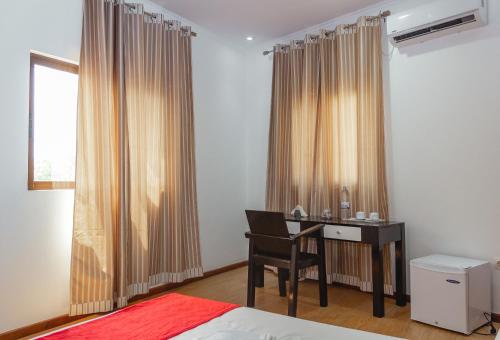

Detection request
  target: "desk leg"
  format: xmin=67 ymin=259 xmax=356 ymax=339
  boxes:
xmin=278 ymin=268 xmax=288 ymax=297
xmin=255 ymin=264 xmax=264 ymax=288
xmin=395 ymin=226 xmax=407 ymax=306
xmin=371 ymin=243 xmax=385 ymax=318
xmin=317 ymin=237 xmax=328 ymax=307
xmin=247 ymin=239 xmax=255 ymax=307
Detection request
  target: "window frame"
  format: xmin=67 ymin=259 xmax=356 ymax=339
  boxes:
xmin=28 ymin=53 xmax=79 ymax=191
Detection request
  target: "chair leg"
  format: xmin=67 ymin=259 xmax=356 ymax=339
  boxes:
xmin=288 ymin=243 xmax=299 ymax=317
xmin=255 ymin=264 xmax=264 ymax=288
xmin=317 ymin=237 xmax=328 ymax=307
xmin=278 ymin=268 xmax=288 ymax=297
xmin=247 ymin=240 xmax=256 ymax=307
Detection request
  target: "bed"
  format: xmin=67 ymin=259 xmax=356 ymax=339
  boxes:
xmin=35 ymin=293 xmax=403 ymax=339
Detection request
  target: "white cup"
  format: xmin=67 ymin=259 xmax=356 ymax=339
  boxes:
xmin=369 ymin=212 xmax=380 ymax=221
xmin=355 ymin=211 xmax=366 ymax=220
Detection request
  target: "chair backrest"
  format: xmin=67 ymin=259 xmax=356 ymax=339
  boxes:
xmin=245 ymin=210 xmax=291 ymax=258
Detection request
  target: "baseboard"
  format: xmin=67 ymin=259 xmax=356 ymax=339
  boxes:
xmin=0 ymin=314 xmax=88 ymax=340
xmin=129 ymin=260 xmax=247 ymax=303
xmin=0 ymin=260 xmax=247 ymax=340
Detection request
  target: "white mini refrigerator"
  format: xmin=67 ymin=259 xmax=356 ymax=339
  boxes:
xmin=410 ymin=254 xmax=491 ymax=334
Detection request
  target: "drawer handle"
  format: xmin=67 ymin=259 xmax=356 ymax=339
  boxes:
xmin=446 ymin=279 xmax=460 ymax=284
xmin=336 ymin=230 xmax=342 ymax=235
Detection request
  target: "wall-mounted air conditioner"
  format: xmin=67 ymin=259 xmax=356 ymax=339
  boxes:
xmin=387 ymin=0 xmax=488 ymax=47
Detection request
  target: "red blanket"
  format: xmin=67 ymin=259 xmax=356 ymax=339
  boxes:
xmin=41 ymin=293 xmax=239 ymax=339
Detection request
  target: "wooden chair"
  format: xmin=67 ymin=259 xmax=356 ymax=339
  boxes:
xmin=244 ymin=210 xmax=328 ymax=317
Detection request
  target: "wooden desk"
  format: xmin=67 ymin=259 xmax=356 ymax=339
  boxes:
xmin=255 ymin=215 xmax=406 ymax=318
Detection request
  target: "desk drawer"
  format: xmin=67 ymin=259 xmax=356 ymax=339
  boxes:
xmin=324 ymin=225 xmax=361 ymax=242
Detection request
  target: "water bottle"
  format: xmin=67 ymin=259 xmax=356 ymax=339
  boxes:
xmin=340 ymin=186 xmax=351 ymax=220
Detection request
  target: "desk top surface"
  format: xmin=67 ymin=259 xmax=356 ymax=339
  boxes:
xmin=284 ymin=214 xmax=403 ymax=229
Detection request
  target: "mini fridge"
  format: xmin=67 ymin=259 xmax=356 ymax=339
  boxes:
xmin=410 ymin=254 xmax=491 ymax=334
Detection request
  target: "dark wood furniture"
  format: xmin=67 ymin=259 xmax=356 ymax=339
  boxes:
xmin=245 ymin=210 xmax=328 ymax=317
xmin=253 ymin=214 xmax=406 ymax=318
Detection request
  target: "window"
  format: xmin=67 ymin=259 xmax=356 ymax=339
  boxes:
xmin=28 ymin=53 xmax=79 ymax=190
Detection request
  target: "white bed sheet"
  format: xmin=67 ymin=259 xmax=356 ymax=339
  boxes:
xmin=173 ymin=307 xmax=404 ymax=340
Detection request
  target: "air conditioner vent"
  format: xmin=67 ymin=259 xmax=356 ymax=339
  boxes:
xmin=393 ymin=14 xmax=477 ymax=44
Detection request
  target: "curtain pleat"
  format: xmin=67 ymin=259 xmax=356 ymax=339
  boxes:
xmin=266 ymin=17 xmax=393 ymax=294
xmin=70 ymin=0 xmax=202 ymax=315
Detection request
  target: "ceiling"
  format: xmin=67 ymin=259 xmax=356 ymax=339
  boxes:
xmin=151 ymin=0 xmax=383 ymax=45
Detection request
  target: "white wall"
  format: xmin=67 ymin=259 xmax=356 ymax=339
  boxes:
xmin=244 ymin=0 xmax=500 ymax=313
xmin=243 ymin=51 xmax=273 ymax=210
xmin=0 ymin=0 xmax=81 ymax=333
xmin=0 ymin=0 xmax=247 ymax=333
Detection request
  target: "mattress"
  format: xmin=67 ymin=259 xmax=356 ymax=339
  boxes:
xmin=174 ymin=307 xmax=401 ymax=340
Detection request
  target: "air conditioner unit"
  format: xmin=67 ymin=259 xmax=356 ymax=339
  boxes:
xmin=387 ymin=0 xmax=488 ymax=47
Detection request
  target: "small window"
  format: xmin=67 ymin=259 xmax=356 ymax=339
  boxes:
xmin=28 ymin=53 xmax=79 ymax=190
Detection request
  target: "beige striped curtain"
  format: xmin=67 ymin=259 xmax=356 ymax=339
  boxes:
xmin=70 ymin=0 xmax=202 ymax=316
xmin=266 ymin=16 xmax=393 ymax=294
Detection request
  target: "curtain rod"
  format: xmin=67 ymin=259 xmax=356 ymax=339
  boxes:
xmin=123 ymin=3 xmax=198 ymax=37
xmin=262 ymin=10 xmax=390 ymax=56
